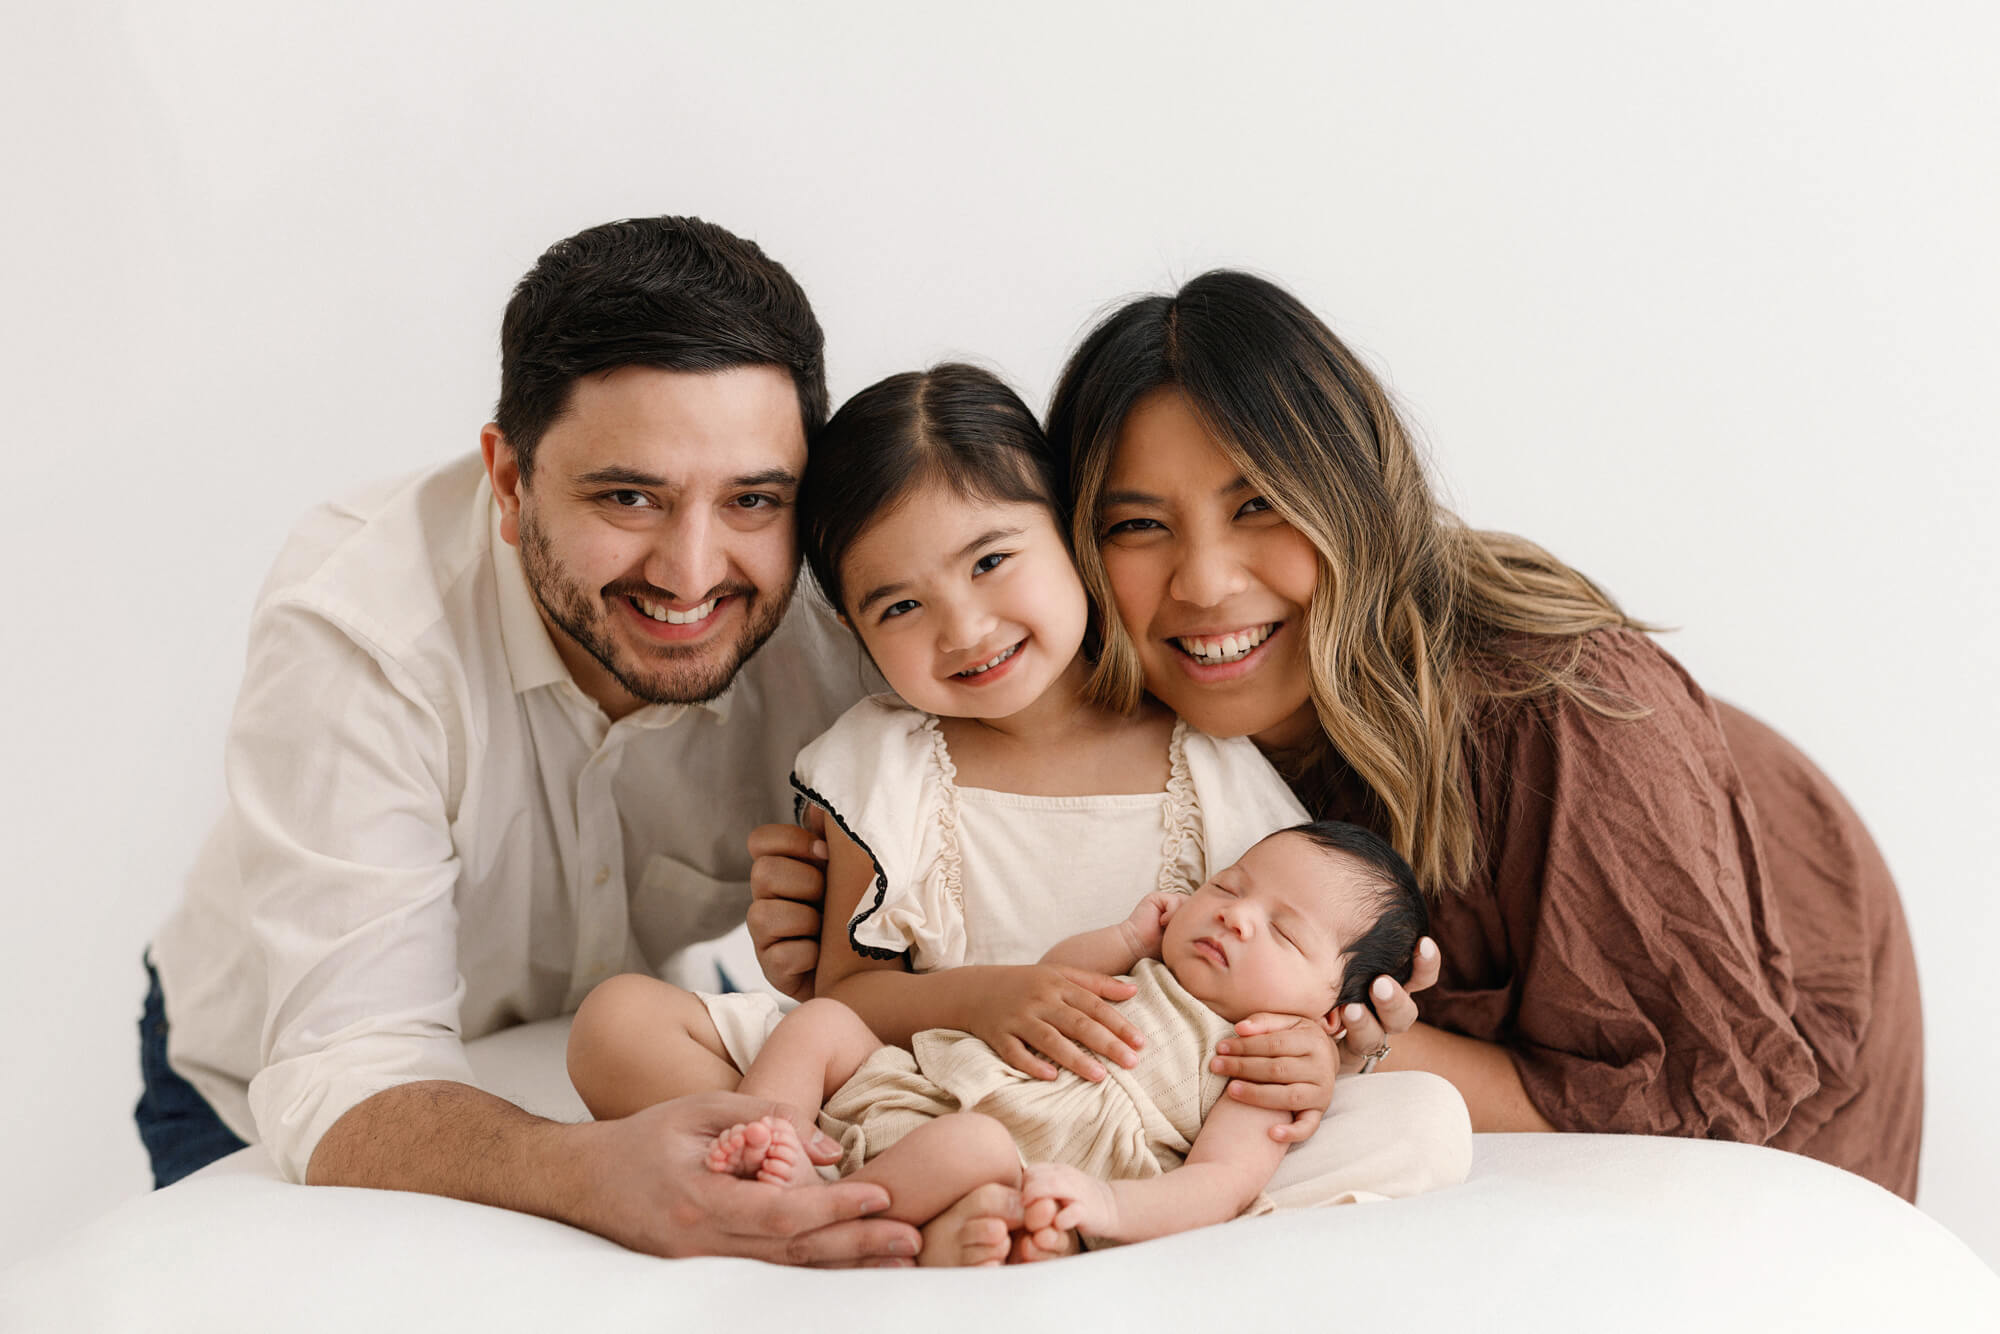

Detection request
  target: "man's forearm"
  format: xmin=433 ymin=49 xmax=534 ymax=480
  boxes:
xmin=306 ymin=1080 xmax=606 ymax=1227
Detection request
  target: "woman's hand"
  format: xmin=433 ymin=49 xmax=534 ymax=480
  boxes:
xmin=1210 ymin=1015 xmax=1337 ymax=1143
xmin=747 ymin=811 xmax=829 ymax=1003
xmin=1333 ymin=936 xmax=1441 ymax=1075
xmin=960 ymin=965 xmax=1143 ymax=1083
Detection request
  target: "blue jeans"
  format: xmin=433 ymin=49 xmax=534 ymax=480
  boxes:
xmin=136 ymin=954 xmax=247 ymax=1188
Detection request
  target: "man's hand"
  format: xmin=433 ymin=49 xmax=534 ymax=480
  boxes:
xmin=576 ymin=1091 xmax=920 ymax=1265
xmin=1210 ymin=1014 xmax=1337 ymax=1143
xmin=748 ymin=814 xmax=829 ymax=1003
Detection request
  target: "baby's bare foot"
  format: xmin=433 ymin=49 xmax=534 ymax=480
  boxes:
xmin=705 ymin=1116 xmax=815 ymax=1188
xmin=748 ymin=1116 xmax=813 ymax=1187
xmin=920 ymin=1181 xmax=1020 ymax=1267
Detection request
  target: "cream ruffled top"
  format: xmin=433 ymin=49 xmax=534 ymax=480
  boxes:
xmin=790 ymin=694 xmax=1312 ymax=972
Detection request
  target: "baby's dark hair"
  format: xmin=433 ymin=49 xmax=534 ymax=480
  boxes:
xmin=800 ymin=363 xmax=1066 ymax=614
xmin=1276 ymin=820 xmax=1430 ymax=1013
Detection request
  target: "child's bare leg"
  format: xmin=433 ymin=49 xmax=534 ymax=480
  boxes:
xmin=567 ymin=975 xmax=739 ymax=1120
xmin=731 ymin=997 xmax=886 ymax=1116
xmin=844 ymin=1113 xmax=1024 ymax=1267
xmin=702 ymin=999 xmax=888 ymax=1190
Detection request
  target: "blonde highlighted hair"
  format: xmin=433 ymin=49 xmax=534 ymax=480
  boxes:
xmin=1048 ymin=272 xmax=1646 ymax=894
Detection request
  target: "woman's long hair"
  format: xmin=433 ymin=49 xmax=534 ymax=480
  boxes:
xmin=1048 ymin=271 xmax=1646 ymax=894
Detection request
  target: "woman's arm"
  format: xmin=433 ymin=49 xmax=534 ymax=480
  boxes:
xmin=1374 ymin=1022 xmax=1554 ymax=1133
xmin=1021 ymin=1097 xmax=1289 ymax=1246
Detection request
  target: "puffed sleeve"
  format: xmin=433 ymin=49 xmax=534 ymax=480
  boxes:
xmin=790 ymin=695 xmax=968 ymax=971
xmin=1175 ymin=729 xmax=1314 ymax=888
xmin=1426 ymin=630 xmax=1821 ymax=1141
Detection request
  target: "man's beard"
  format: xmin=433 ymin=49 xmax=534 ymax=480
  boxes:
xmin=517 ymin=510 xmax=792 ymax=706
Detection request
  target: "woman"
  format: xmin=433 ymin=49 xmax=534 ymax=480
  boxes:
xmin=753 ymin=271 xmax=1922 ymax=1200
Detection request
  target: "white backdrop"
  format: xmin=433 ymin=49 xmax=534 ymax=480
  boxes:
xmin=3 ymin=0 xmax=1994 ymax=1271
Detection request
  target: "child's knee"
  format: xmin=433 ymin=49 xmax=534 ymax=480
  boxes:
xmin=932 ymin=1113 xmax=1021 ymax=1185
xmin=785 ymin=996 xmax=877 ymax=1048
xmin=568 ymin=974 xmax=696 ymax=1066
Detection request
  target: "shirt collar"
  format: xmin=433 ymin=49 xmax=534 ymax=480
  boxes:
xmin=489 ymin=498 xmax=739 ymax=724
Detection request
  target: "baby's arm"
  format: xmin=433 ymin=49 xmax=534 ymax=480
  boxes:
xmin=813 ymin=822 xmax=1147 ymax=1080
xmin=1038 ymin=891 xmax=1182 ymax=976
xmin=1022 ymin=1097 xmax=1289 ymax=1247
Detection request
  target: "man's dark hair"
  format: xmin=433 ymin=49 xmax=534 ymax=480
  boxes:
xmin=1280 ymin=820 xmax=1431 ymax=1012
xmin=800 ymin=363 xmax=1064 ymax=615
xmin=495 ymin=216 xmax=827 ymax=478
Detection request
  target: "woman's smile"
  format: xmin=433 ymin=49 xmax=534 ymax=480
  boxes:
xmin=1099 ymin=388 xmax=1320 ymax=741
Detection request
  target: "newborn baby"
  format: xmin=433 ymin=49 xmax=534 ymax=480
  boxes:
xmin=707 ymin=819 xmax=1434 ymax=1264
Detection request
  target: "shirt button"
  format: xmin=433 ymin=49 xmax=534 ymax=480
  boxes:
xmin=594 ymin=866 xmax=611 ymax=886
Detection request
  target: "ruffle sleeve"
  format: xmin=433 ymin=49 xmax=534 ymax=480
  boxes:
xmin=1173 ymin=727 xmax=1314 ymax=887
xmin=790 ymin=694 xmax=968 ymax=972
xmin=1435 ymin=629 xmax=1822 ymax=1142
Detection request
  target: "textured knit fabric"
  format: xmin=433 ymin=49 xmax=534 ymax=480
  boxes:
xmin=823 ymin=959 xmax=1272 ymax=1219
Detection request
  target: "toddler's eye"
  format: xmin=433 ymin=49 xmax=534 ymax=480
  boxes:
xmin=972 ymin=552 xmax=1009 ymax=575
xmin=881 ymin=599 xmax=920 ymax=620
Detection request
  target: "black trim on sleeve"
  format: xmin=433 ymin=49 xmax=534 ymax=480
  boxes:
xmin=789 ymin=773 xmax=908 ymax=963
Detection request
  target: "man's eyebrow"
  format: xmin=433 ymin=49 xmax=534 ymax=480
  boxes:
xmin=569 ymin=466 xmax=800 ymax=490
xmin=853 ymin=527 xmax=1023 ymax=615
xmin=1101 ymin=476 xmax=1253 ymax=508
xmin=729 ymin=468 xmax=800 ymax=490
xmin=574 ymin=465 xmax=668 ymax=489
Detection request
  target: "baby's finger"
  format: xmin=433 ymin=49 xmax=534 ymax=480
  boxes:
xmin=1272 ymin=1108 xmax=1323 ymax=1143
xmin=996 ymin=1035 xmax=1062 ymax=1083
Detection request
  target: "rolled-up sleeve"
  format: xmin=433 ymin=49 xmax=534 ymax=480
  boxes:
xmin=232 ymin=601 xmax=476 ymax=1182
xmin=1442 ymin=632 xmax=1821 ymax=1142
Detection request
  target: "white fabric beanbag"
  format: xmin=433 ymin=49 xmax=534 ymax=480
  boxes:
xmin=4 ymin=1017 xmax=1993 ymax=1333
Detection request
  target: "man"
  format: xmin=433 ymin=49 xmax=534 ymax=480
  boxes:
xmin=139 ymin=216 xmax=919 ymax=1264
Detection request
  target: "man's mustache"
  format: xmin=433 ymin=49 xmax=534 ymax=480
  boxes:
xmin=601 ymin=579 xmax=756 ymax=606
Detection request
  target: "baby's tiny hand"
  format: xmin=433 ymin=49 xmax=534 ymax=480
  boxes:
xmin=1022 ymin=1161 xmax=1119 ymax=1241
xmin=1120 ymin=892 xmax=1182 ymax=959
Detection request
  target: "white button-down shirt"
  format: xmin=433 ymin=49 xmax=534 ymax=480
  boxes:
xmin=150 ymin=453 xmax=870 ymax=1182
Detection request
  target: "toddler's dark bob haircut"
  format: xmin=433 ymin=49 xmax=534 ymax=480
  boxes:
xmin=800 ymin=363 xmax=1065 ymax=615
